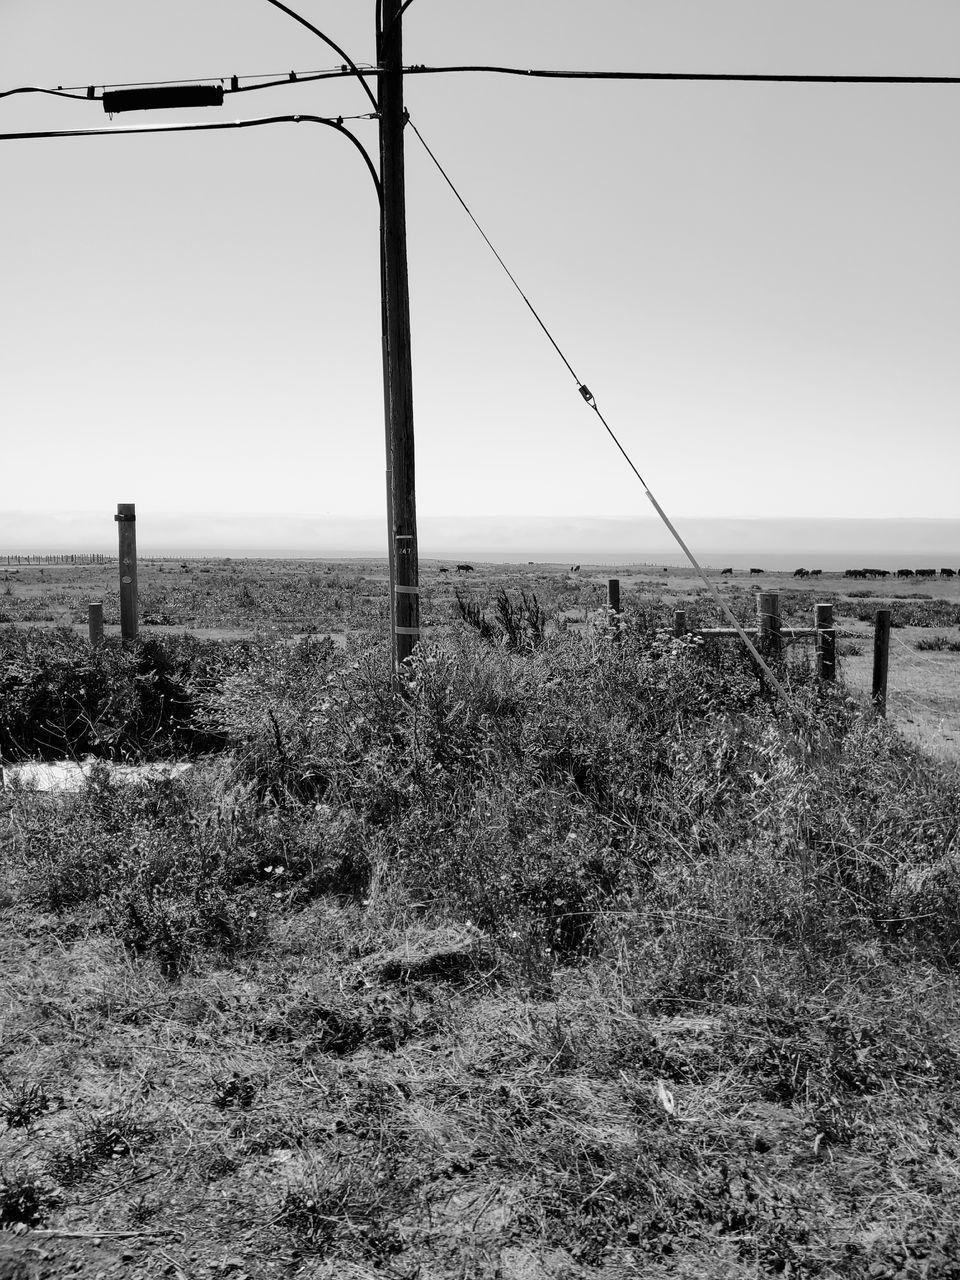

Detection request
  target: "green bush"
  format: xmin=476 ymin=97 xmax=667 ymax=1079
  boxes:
xmin=10 ymin=617 xmax=960 ymax=985
xmin=192 ymin=623 xmax=960 ymax=971
xmin=0 ymin=627 xmax=231 ymax=760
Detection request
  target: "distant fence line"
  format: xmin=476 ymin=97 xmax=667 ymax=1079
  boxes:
xmin=4 ymin=554 xmax=108 ymax=565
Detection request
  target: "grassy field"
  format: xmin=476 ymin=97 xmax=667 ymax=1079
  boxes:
xmin=1 ymin=560 xmax=959 ymax=1278
xmin=3 ymin=556 xmax=958 ymax=760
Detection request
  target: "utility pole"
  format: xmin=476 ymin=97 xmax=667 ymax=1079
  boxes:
xmin=378 ymin=0 xmax=420 ymax=668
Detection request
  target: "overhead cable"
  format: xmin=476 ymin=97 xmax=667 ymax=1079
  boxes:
xmin=402 ymin=65 xmax=960 ymax=85
xmin=0 ymin=114 xmax=382 ymax=199
xmin=259 ymin=0 xmax=378 ymax=112
xmin=4 ymin=63 xmax=958 ymax=107
xmin=407 ymin=114 xmax=792 ymax=705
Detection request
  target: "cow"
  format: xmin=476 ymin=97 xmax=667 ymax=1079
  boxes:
xmin=571 ymin=565 xmax=581 ymax=573
xmin=793 ymin=568 xmax=809 ymax=578
xmin=721 ymin=567 xmax=733 ymax=576
xmin=749 ymin=568 xmax=763 ymax=576
xmin=456 ymin=563 xmax=474 ymax=573
xmin=940 ymin=568 xmax=956 ymax=578
xmin=810 ymin=569 xmax=822 ymax=577
xmin=896 ymin=569 xmax=914 ymax=578
xmin=916 ymin=568 xmax=937 ymax=578
xmin=438 ymin=567 xmax=449 ymax=574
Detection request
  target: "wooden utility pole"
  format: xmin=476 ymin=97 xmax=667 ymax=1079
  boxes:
xmin=114 ymin=502 xmax=138 ymax=642
xmin=378 ymin=1 xmax=419 ymax=668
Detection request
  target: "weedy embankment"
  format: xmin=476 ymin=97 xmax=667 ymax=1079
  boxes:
xmin=1 ymin=615 xmax=958 ymax=1278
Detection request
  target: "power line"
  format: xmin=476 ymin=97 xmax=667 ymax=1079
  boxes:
xmin=403 ymin=65 xmax=960 ymax=86
xmin=0 ymin=67 xmax=369 ymax=105
xmin=0 ymin=114 xmax=383 ymax=197
xmin=3 ymin=63 xmax=959 ymax=107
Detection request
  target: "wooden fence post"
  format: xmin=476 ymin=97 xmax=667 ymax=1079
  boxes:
xmin=873 ymin=608 xmax=891 ymax=716
xmin=114 ymin=503 xmax=138 ymax=642
xmin=815 ymin=603 xmax=835 ymax=681
xmin=757 ymin=591 xmax=781 ymax=658
xmin=673 ymin=609 xmax=686 ymax=639
xmin=88 ymin=602 xmax=104 ymax=649
xmin=607 ymin=578 xmax=620 ymax=615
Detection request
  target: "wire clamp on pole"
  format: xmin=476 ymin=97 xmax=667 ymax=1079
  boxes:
xmin=578 ymin=384 xmax=596 ymax=407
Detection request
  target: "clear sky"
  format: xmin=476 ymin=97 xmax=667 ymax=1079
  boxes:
xmin=2 ymin=1 xmax=958 ymax=550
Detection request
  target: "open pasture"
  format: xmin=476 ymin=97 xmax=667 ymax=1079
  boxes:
xmin=3 ymin=556 xmax=959 ymax=760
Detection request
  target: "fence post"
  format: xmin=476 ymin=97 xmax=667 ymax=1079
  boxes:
xmin=873 ymin=608 xmax=891 ymax=716
xmin=673 ymin=609 xmax=686 ymax=639
xmin=757 ymin=591 xmax=781 ymax=658
xmin=88 ymin=602 xmax=104 ymax=649
xmin=815 ymin=603 xmax=835 ymax=682
xmin=114 ymin=503 xmax=138 ymax=642
xmin=607 ymin=578 xmax=620 ymax=615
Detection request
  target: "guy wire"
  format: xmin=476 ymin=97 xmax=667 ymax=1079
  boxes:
xmin=407 ymin=115 xmax=792 ymax=706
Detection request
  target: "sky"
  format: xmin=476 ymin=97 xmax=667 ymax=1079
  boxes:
xmin=2 ymin=1 xmax=958 ymax=556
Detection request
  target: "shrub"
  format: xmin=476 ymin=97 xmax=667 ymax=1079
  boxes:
xmin=0 ymin=627 xmax=230 ymax=760
xmin=916 ymin=635 xmax=960 ymax=652
xmin=851 ymin=600 xmax=960 ymax=628
xmin=1 ymin=1081 xmax=49 ymax=1129
xmin=0 ymin=1168 xmax=58 ymax=1227
xmin=453 ymin=588 xmax=548 ymax=651
xmin=48 ymin=1110 xmax=159 ymax=1185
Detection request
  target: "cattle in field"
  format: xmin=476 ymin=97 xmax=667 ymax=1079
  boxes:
xmin=896 ymin=569 xmax=914 ymax=578
xmin=438 ymin=567 xmax=449 ymax=574
xmin=571 ymin=565 xmax=580 ymax=573
xmin=749 ymin=568 xmax=763 ymax=576
xmin=810 ymin=569 xmax=822 ymax=576
xmin=721 ymin=567 xmax=733 ymax=575
xmin=456 ymin=563 xmax=474 ymax=573
xmin=793 ymin=568 xmax=809 ymax=578
xmin=916 ymin=568 xmax=937 ymax=578
xmin=941 ymin=568 xmax=956 ymax=578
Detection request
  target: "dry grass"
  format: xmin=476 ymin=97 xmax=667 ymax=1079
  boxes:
xmin=2 ymin=898 xmax=958 ymax=1277
xmin=1 ymin=570 xmax=960 ymax=1276
xmin=839 ymin=628 xmax=960 ymax=762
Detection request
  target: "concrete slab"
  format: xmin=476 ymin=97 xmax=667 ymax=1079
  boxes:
xmin=1 ymin=759 xmax=193 ymax=792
